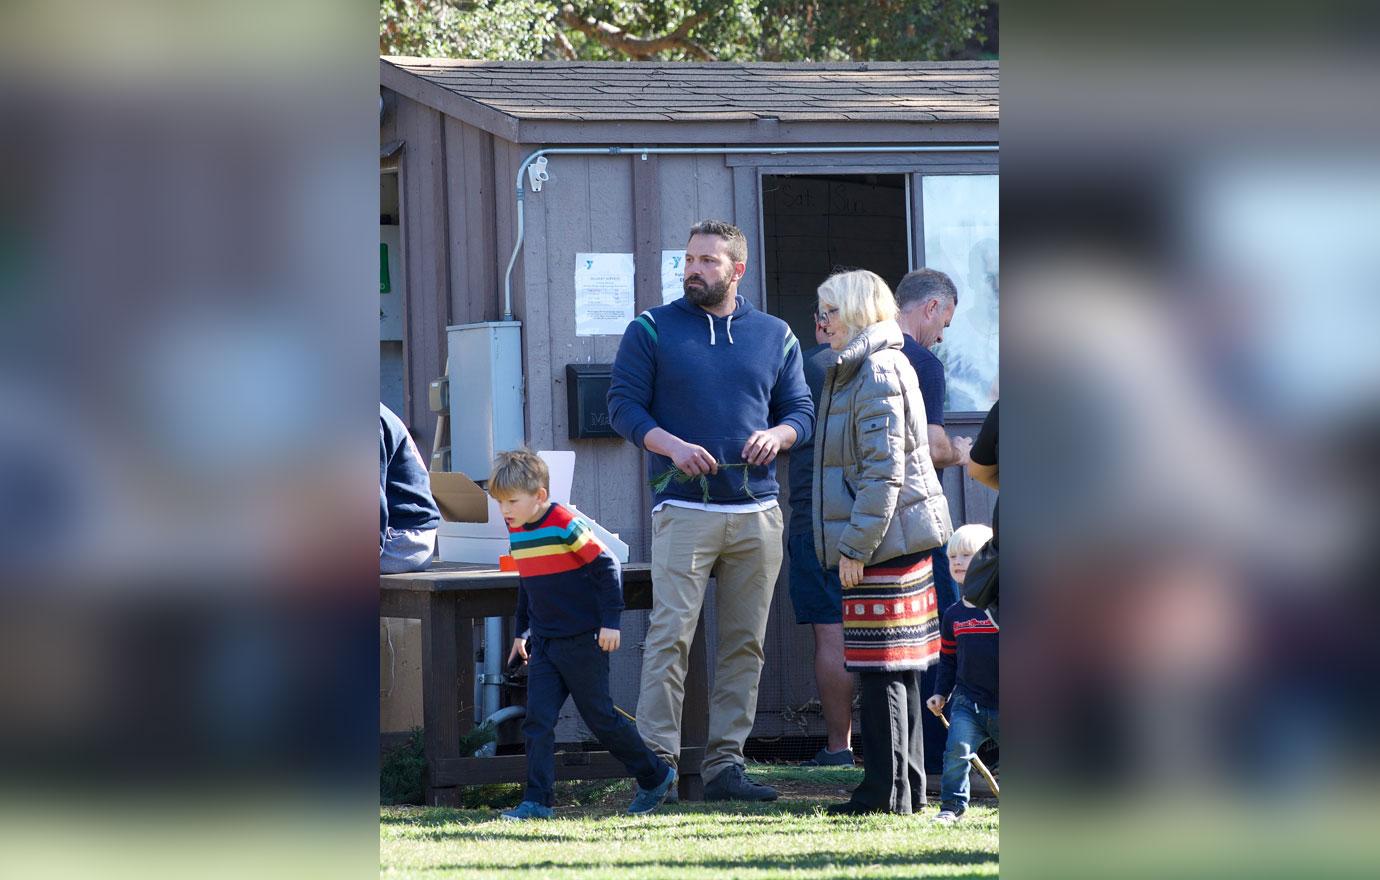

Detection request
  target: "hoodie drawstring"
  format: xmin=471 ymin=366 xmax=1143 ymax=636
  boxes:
xmin=702 ymin=310 xmax=737 ymax=345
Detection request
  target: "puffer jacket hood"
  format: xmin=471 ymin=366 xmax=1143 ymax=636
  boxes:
xmin=812 ymin=321 xmax=952 ymax=567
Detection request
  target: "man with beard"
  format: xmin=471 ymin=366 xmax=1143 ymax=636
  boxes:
xmin=608 ymin=219 xmax=814 ymax=801
xmin=894 ymin=267 xmax=975 ymax=780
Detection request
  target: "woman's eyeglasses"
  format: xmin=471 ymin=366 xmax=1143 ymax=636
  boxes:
xmin=815 ymin=307 xmax=839 ymax=325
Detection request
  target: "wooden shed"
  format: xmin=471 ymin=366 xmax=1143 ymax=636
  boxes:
xmin=379 ymin=58 xmax=999 ymax=749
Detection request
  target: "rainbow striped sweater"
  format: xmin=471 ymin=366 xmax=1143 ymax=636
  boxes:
xmin=510 ymin=503 xmax=622 ymax=638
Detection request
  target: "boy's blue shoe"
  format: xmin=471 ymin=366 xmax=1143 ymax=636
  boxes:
xmin=627 ymin=766 xmax=677 ymax=815
xmin=501 ymin=800 xmax=554 ymax=821
xmin=801 ymin=746 xmax=855 ymax=767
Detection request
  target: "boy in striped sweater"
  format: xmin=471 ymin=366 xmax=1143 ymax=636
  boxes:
xmin=926 ymin=524 xmax=999 ymax=825
xmin=492 ymin=450 xmax=676 ymax=820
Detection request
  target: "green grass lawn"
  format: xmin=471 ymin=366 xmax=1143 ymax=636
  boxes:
xmin=381 ymin=764 xmax=998 ymax=879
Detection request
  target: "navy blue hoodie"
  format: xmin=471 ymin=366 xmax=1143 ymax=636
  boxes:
xmin=934 ymin=600 xmax=999 ymax=708
xmin=608 ymin=295 xmax=814 ymax=504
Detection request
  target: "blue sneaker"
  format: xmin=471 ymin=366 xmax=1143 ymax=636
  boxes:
xmin=501 ymin=800 xmax=554 ymax=821
xmin=627 ymin=766 xmax=678 ymax=815
xmin=801 ymin=746 xmax=855 ymax=767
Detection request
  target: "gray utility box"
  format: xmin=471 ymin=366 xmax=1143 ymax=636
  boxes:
xmin=446 ymin=321 xmax=524 ymax=480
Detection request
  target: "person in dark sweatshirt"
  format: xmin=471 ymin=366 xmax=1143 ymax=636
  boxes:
xmin=926 ymin=523 xmax=999 ymax=824
xmin=787 ymin=319 xmax=856 ymax=767
xmin=379 ymin=403 xmax=440 ymax=573
xmin=607 ymin=219 xmax=814 ymax=802
xmin=494 ymin=449 xmax=676 ymax=820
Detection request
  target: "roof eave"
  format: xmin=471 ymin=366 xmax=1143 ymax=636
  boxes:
xmin=512 ymin=116 xmax=999 ymax=147
xmin=381 ymin=58 xmax=522 ymax=142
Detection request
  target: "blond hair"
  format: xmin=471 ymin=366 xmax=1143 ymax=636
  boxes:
xmin=816 ymin=269 xmax=899 ymax=343
xmin=489 ymin=449 xmax=548 ymax=496
xmin=948 ymin=523 xmax=994 ymax=557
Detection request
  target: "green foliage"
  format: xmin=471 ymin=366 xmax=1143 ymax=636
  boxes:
xmin=379 ymin=727 xmax=427 ymax=805
xmin=755 ymin=0 xmax=988 ymax=61
xmin=380 ymin=724 xmax=498 ymax=805
xmin=381 ymin=0 xmax=991 ymax=62
xmin=649 ymin=462 xmax=757 ymax=503
xmin=380 ymin=0 xmax=558 ymax=59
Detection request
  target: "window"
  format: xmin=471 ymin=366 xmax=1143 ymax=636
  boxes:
xmin=922 ymin=175 xmax=999 ymax=413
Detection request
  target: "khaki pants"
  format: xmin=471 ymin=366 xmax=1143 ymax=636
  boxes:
xmin=637 ymin=504 xmax=784 ymax=783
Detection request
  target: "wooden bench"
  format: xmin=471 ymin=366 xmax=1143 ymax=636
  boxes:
xmin=381 ymin=561 xmax=708 ymax=805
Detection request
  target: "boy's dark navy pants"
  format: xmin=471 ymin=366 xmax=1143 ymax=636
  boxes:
xmin=523 ymin=632 xmax=669 ymax=806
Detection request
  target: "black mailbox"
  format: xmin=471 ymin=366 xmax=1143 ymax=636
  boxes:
xmin=565 ymin=364 xmax=618 ymax=439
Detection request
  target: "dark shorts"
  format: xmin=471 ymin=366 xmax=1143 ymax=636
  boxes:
xmin=787 ymin=531 xmax=843 ymax=625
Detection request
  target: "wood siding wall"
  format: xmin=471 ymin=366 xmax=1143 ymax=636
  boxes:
xmin=387 ymin=91 xmax=998 ymax=740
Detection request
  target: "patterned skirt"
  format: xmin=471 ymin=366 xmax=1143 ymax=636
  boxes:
xmin=841 ymin=550 xmax=941 ymax=673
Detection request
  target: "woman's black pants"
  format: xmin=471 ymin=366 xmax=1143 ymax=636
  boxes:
xmin=853 ymin=668 xmax=926 ymax=813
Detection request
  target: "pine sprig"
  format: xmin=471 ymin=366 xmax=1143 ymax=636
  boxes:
xmin=649 ymin=462 xmax=759 ymax=503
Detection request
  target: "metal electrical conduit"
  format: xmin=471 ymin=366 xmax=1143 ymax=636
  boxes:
xmin=501 ymin=142 xmax=999 ymax=320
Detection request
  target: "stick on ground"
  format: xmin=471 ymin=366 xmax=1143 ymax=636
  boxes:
xmin=936 ymin=712 xmax=1000 ymax=799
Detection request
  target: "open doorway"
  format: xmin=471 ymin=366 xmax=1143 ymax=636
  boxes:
xmin=755 ymin=172 xmax=912 ymax=762
xmin=761 ymin=173 xmax=910 ymax=345
xmin=380 ymin=169 xmax=405 ymax=417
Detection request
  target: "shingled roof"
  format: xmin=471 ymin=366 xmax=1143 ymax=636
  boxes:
xmin=382 ymin=58 xmax=998 ymax=145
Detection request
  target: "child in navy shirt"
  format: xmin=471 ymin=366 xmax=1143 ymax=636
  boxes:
xmin=926 ymin=524 xmax=998 ymax=824
xmin=491 ymin=450 xmax=675 ymax=820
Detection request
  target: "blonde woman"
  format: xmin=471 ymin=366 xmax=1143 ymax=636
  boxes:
xmin=812 ymin=269 xmax=953 ymax=815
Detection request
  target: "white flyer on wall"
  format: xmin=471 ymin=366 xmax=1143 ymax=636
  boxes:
xmin=661 ymin=249 xmax=686 ymax=304
xmin=574 ymin=252 xmax=635 ymax=336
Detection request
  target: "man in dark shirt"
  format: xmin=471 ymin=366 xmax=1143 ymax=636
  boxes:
xmin=895 ymin=269 xmax=973 ymax=608
xmin=786 ymin=320 xmax=856 ymax=766
xmin=969 ymin=400 xmax=998 ymax=494
xmin=894 ymin=268 xmax=973 ymax=775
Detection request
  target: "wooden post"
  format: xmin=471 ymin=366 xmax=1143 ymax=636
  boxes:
xmin=420 ymin=593 xmax=470 ymax=806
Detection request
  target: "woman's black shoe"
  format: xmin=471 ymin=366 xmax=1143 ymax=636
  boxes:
xmin=825 ymin=800 xmax=884 ymax=816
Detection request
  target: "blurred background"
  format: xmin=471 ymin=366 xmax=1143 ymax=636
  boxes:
xmin=0 ymin=3 xmax=379 ymax=879
xmin=1002 ymin=2 xmax=1380 ymax=877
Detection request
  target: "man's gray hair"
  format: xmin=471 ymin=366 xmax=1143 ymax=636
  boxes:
xmin=895 ymin=268 xmax=958 ymax=311
xmin=688 ymin=219 xmax=748 ymax=264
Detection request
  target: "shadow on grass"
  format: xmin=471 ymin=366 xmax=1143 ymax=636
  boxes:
xmin=382 ymin=801 xmax=824 ymax=826
xmin=383 ymin=805 xmax=880 ymax=838
xmin=384 ymin=801 xmax=997 ymax=828
xmin=423 ymin=849 xmax=996 ymax=876
xmin=391 ymin=817 xmax=844 ymax=845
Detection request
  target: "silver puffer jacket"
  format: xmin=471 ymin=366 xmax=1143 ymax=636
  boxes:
xmin=812 ymin=321 xmax=952 ymax=568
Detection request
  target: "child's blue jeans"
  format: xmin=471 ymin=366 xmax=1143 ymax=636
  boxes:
xmin=523 ymin=631 xmax=669 ymax=806
xmin=940 ymin=691 xmax=1000 ymax=813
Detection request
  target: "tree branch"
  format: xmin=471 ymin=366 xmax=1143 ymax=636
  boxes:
xmin=552 ymin=28 xmax=578 ymax=60
xmin=559 ymin=5 xmax=714 ymax=60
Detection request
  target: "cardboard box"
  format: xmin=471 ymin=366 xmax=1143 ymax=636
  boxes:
xmin=435 ymin=534 xmax=510 ymax=566
xmin=427 ymin=470 xmax=490 ymax=524
xmin=428 ymin=451 xmax=628 ymax=563
xmin=431 ymin=451 xmax=580 ymax=562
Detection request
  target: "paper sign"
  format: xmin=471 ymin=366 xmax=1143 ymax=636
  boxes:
xmin=661 ymin=249 xmax=686 ymax=304
xmin=575 ymin=252 xmax=635 ymax=336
